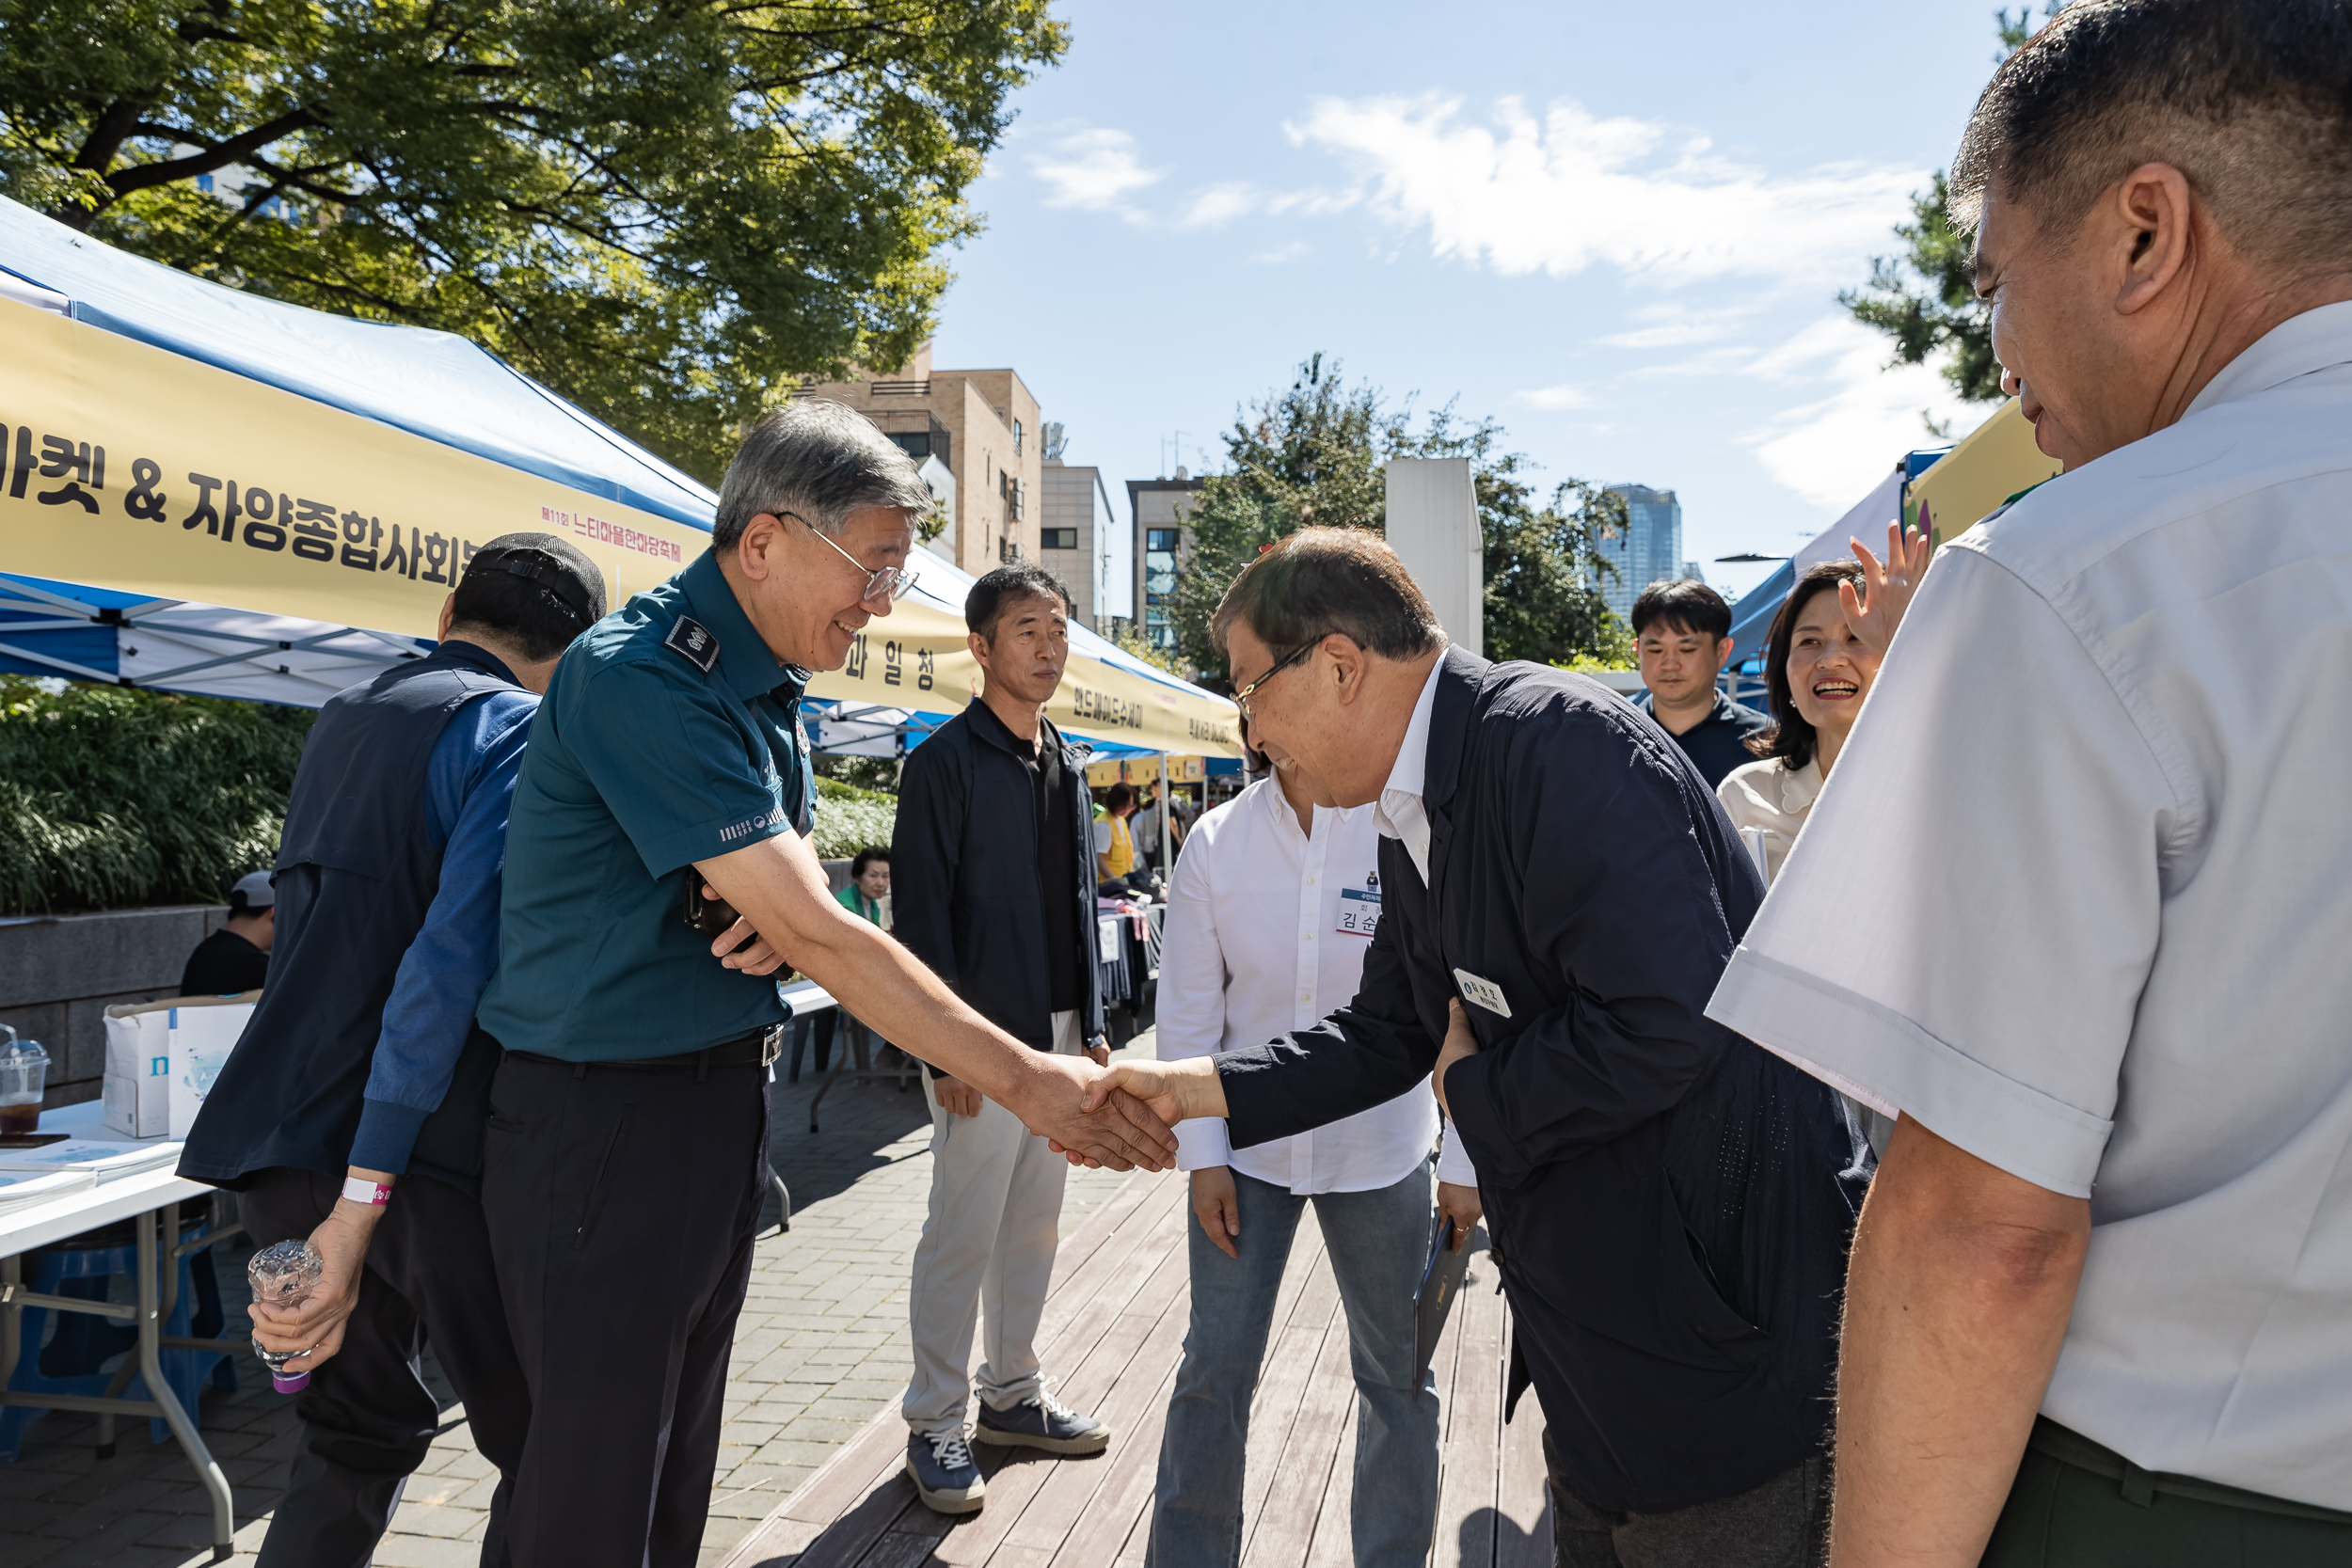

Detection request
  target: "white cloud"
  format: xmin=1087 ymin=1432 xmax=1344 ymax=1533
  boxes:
xmin=1518 ymin=384 xmax=1597 ymax=410
xmin=1598 ymin=304 xmax=1759 ymax=349
xmin=1183 ymin=182 xmax=1260 ymax=228
xmin=1252 ymin=239 xmax=1311 ymax=264
xmin=1030 ymin=128 xmax=1164 ymax=215
xmin=1288 ymin=94 xmax=1923 ymax=287
xmin=1741 ymin=316 xmax=1983 ymax=510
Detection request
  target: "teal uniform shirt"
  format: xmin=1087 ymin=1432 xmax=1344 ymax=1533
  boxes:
xmin=479 ymin=549 xmax=814 ymax=1061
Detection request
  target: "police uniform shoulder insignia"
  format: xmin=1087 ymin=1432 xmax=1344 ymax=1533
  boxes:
xmin=663 ymin=615 xmax=719 ymax=673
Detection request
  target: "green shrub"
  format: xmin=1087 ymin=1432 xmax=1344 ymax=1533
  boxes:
xmin=0 ymin=674 xmax=900 ymax=910
xmin=0 ymin=677 xmax=315 ymax=915
xmin=811 ymin=774 xmax=896 ymax=862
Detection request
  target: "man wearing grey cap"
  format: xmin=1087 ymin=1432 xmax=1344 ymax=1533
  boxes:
xmin=177 ymin=870 xmax=277 ymax=996
xmin=181 ymin=531 xmax=607 ymax=1568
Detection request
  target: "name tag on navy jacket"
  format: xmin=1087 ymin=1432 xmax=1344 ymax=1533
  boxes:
xmin=1336 ymin=872 xmax=1381 ymax=938
xmin=1454 ymin=968 xmax=1512 ymax=1018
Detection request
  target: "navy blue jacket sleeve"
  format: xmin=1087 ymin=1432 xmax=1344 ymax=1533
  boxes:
xmin=350 ymin=690 xmax=535 ymax=1173
xmin=1070 ymin=755 xmax=1107 ymax=1045
xmin=1438 ymin=717 xmax=1743 ymax=1187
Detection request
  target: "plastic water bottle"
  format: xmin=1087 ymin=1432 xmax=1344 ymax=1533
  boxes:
xmin=247 ymin=1240 xmax=325 ymax=1393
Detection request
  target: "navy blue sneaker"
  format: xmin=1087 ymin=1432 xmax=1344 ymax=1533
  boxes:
xmin=906 ymin=1429 xmax=986 ymax=1514
xmin=972 ymin=1390 xmax=1111 ymax=1455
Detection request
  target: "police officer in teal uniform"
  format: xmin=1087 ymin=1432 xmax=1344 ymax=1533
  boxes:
xmin=474 ymin=401 xmax=1176 ymax=1568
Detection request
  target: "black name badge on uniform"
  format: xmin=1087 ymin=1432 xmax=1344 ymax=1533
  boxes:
xmin=1454 ymin=968 xmax=1511 ymax=1018
xmin=1336 ymin=871 xmax=1381 ymax=938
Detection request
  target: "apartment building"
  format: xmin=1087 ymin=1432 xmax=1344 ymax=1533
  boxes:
xmin=796 ymin=342 xmax=1043 ymax=578
xmin=1125 ymin=472 xmax=1205 ymax=659
xmin=1039 ymin=428 xmax=1133 ymax=634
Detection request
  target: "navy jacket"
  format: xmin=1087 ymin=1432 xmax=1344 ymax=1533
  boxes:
xmin=181 ymin=641 xmax=523 ymax=1195
xmin=893 ymin=703 xmax=1104 ymax=1065
xmin=1219 ymin=648 xmax=1869 ymax=1514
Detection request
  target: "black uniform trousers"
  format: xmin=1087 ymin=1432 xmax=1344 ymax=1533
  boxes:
xmin=237 ymin=1166 xmax=530 ymax=1568
xmin=481 ymin=1049 xmax=770 ymax=1568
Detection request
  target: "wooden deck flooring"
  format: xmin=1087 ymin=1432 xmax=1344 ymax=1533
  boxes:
xmin=720 ymin=1171 xmax=1550 ymax=1568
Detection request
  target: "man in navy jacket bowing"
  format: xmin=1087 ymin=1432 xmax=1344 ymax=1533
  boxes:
xmin=1089 ymin=527 xmax=1868 ymax=1564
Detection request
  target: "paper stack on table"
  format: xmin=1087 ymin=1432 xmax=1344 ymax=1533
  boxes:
xmin=0 ymin=1166 xmax=100 ymax=1215
xmin=0 ymin=1135 xmax=181 ymax=1183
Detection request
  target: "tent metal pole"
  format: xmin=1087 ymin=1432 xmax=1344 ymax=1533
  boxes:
xmin=0 ymin=640 xmax=121 ymax=683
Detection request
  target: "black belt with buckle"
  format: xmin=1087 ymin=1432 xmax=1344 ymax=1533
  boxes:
xmin=509 ymin=1025 xmax=784 ymax=1073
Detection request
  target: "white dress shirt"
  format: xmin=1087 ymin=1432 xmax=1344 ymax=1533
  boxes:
xmin=1157 ymin=772 xmax=1475 ymax=1193
xmin=1708 ymin=301 xmax=2352 ymax=1509
xmin=1714 ymin=757 xmax=1821 ymax=885
xmin=1371 ymin=655 xmax=1445 ymax=883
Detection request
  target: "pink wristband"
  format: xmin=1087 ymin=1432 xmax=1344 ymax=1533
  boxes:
xmin=341 ymin=1177 xmax=391 ymax=1207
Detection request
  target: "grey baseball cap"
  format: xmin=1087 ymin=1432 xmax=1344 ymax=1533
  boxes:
xmin=230 ymin=871 xmax=276 ymax=911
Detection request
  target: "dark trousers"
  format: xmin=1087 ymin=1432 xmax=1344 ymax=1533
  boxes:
xmin=1547 ymin=1431 xmax=1827 ymax=1567
xmin=237 ymin=1166 xmax=530 ymax=1568
xmin=481 ymin=1051 xmax=770 ymax=1568
xmin=1983 ymin=1422 xmax=2352 ymax=1565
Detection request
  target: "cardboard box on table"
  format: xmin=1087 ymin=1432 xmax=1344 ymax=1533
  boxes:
xmin=102 ymin=993 xmax=255 ymax=1139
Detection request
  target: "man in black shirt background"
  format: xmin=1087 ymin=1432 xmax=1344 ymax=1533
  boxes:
xmin=892 ymin=564 xmax=1113 ymax=1513
xmin=179 ymin=870 xmax=277 ymax=995
xmin=1628 ymin=579 xmax=1772 ymax=788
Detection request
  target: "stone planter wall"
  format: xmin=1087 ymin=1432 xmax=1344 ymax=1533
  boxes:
xmin=0 ymin=905 xmax=232 ymax=1109
xmin=3 ymin=872 xmax=866 ymax=1110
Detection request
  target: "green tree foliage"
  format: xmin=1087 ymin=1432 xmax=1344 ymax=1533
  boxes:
xmin=1481 ymin=470 xmax=1634 ymax=671
xmin=1839 ymin=169 xmax=2005 ymax=407
xmin=810 ymin=773 xmax=895 ymax=860
xmin=0 ymin=675 xmax=313 ymax=914
xmin=1839 ymin=6 xmax=2062 ymax=411
xmin=1108 ymin=625 xmax=1184 ymax=678
xmin=1169 ymin=355 xmax=1626 ymax=689
xmin=0 ymin=0 xmax=1066 ymax=483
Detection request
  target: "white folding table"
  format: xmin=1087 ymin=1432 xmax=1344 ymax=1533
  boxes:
xmin=0 ymin=1101 xmax=242 ymax=1560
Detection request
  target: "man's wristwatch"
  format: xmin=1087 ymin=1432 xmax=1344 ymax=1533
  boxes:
xmin=341 ymin=1177 xmax=392 ymax=1207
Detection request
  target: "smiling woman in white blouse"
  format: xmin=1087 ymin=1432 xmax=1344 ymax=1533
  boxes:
xmin=1717 ymin=522 xmax=1930 ymax=884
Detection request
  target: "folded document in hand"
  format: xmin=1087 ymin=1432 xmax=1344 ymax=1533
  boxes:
xmin=1413 ymin=1216 xmax=1474 ymax=1377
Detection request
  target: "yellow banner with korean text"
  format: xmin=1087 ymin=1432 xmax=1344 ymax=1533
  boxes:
xmin=0 ymin=301 xmax=702 ymax=635
xmin=813 ymin=614 xmax=1241 ymax=760
xmin=0 ymin=297 xmax=1241 ymax=757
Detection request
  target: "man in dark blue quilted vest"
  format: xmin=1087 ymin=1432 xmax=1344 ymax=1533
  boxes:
xmin=181 ymin=532 xmax=605 ymax=1568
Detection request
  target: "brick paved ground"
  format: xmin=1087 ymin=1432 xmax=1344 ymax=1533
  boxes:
xmin=0 ymin=1031 xmax=1159 ymax=1568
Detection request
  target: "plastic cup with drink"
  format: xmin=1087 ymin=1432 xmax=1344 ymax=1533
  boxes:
xmin=247 ymin=1239 xmax=326 ymax=1393
xmin=0 ymin=1027 xmax=48 ymax=1136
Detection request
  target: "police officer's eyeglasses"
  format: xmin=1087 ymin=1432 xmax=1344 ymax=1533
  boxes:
xmin=781 ymin=512 xmax=918 ymax=608
xmin=1233 ymin=633 xmax=1330 ymax=722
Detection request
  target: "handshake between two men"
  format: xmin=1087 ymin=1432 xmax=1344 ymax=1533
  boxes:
xmin=691 ymin=827 xmax=1181 ymax=1172
xmin=694 ymin=820 xmax=1488 ymax=1167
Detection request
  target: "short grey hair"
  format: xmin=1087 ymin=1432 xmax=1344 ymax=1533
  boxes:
xmin=1211 ymin=527 xmax=1447 ymax=663
xmin=1950 ymin=0 xmax=2352 ymax=276
xmin=713 ymin=399 xmax=936 ymax=548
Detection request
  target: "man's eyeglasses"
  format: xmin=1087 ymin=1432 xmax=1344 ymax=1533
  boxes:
xmin=1233 ymin=633 xmax=1328 ymax=722
xmin=782 ymin=511 xmax=918 ymax=608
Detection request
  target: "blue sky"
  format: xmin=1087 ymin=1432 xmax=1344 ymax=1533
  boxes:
xmin=926 ymin=0 xmax=2026 ymax=602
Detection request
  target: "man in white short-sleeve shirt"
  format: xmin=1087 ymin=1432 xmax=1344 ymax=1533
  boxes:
xmin=1706 ymin=6 xmax=2352 ymax=1563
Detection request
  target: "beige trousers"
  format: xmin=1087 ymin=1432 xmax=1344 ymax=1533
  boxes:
xmin=902 ymin=1009 xmax=1078 ymax=1434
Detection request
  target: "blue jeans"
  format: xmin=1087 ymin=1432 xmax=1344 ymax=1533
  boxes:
xmin=1151 ymin=1159 xmax=1439 ymax=1568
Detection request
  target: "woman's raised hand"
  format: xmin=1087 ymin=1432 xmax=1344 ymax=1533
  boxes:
xmin=1840 ymin=518 xmax=1934 ymax=657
